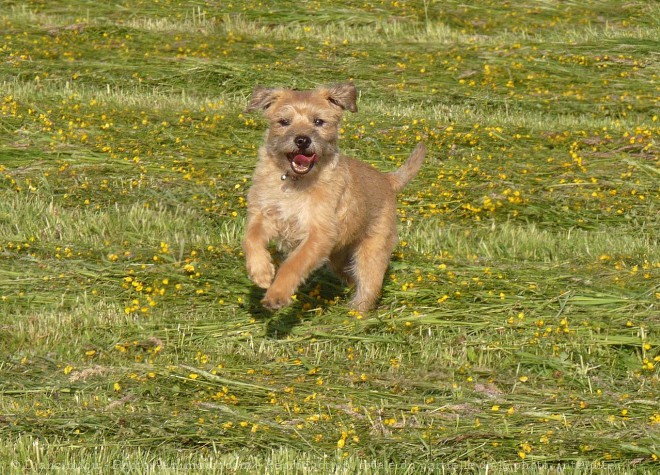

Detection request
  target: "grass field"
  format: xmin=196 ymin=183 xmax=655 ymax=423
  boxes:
xmin=1 ymin=0 xmax=659 ymax=473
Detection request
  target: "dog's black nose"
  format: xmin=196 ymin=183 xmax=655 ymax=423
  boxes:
xmin=294 ymin=136 xmax=312 ymax=150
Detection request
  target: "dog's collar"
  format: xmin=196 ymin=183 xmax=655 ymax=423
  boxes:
xmin=280 ymin=171 xmax=305 ymax=181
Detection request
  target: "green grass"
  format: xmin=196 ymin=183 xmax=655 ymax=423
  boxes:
xmin=1 ymin=0 xmax=659 ymax=473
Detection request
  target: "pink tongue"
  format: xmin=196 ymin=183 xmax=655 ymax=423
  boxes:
xmin=293 ymin=154 xmax=316 ymax=167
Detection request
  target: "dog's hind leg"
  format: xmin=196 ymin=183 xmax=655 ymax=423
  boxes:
xmin=349 ymin=226 xmax=397 ymax=313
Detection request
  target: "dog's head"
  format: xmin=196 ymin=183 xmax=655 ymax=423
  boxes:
xmin=246 ymin=83 xmax=358 ymax=177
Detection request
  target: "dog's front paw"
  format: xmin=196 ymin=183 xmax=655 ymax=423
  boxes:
xmin=247 ymin=259 xmax=275 ymax=289
xmin=261 ymin=286 xmax=293 ymax=311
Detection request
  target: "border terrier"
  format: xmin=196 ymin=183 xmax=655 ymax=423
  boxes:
xmin=243 ymin=83 xmax=426 ymax=312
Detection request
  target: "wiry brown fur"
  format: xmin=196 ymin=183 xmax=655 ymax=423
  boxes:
xmin=243 ymin=83 xmax=426 ymax=312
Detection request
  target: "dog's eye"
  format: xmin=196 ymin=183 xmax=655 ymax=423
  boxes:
xmin=313 ymin=118 xmax=325 ymax=127
xmin=278 ymin=119 xmax=291 ymax=127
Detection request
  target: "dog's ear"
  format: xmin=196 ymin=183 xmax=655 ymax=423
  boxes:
xmin=246 ymin=87 xmax=280 ymax=113
xmin=326 ymin=83 xmax=358 ymax=113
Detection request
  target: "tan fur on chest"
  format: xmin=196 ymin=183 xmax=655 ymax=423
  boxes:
xmin=260 ymin=192 xmax=314 ymax=252
xmin=250 ymin=170 xmax=344 ymax=252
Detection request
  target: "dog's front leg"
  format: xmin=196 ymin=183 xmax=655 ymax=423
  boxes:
xmin=262 ymin=229 xmax=334 ymax=310
xmin=243 ymin=211 xmax=276 ymax=289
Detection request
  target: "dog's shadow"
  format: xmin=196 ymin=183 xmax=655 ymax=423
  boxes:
xmin=247 ymin=268 xmax=348 ymax=339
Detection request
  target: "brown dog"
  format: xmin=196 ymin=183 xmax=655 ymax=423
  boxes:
xmin=243 ymin=83 xmax=425 ymax=312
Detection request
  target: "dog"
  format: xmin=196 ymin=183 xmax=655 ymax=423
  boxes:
xmin=243 ymin=83 xmax=426 ymax=312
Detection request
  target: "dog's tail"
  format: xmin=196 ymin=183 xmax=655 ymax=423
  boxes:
xmin=386 ymin=142 xmax=426 ymax=193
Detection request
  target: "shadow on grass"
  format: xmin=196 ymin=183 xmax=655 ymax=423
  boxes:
xmin=247 ymin=268 xmax=348 ymax=339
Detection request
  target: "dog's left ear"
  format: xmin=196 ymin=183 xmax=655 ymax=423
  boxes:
xmin=246 ymin=87 xmax=280 ymax=113
xmin=326 ymin=83 xmax=358 ymax=113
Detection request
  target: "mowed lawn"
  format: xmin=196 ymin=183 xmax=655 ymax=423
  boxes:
xmin=0 ymin=1 xmax=658 ymax=473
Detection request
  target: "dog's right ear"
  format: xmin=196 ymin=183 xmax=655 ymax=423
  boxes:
xmin=246 ymin=87 xmax=280 ymax=113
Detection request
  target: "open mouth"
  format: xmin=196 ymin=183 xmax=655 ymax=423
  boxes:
xmin=286 ymin=151 xmax=318 ymax=175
